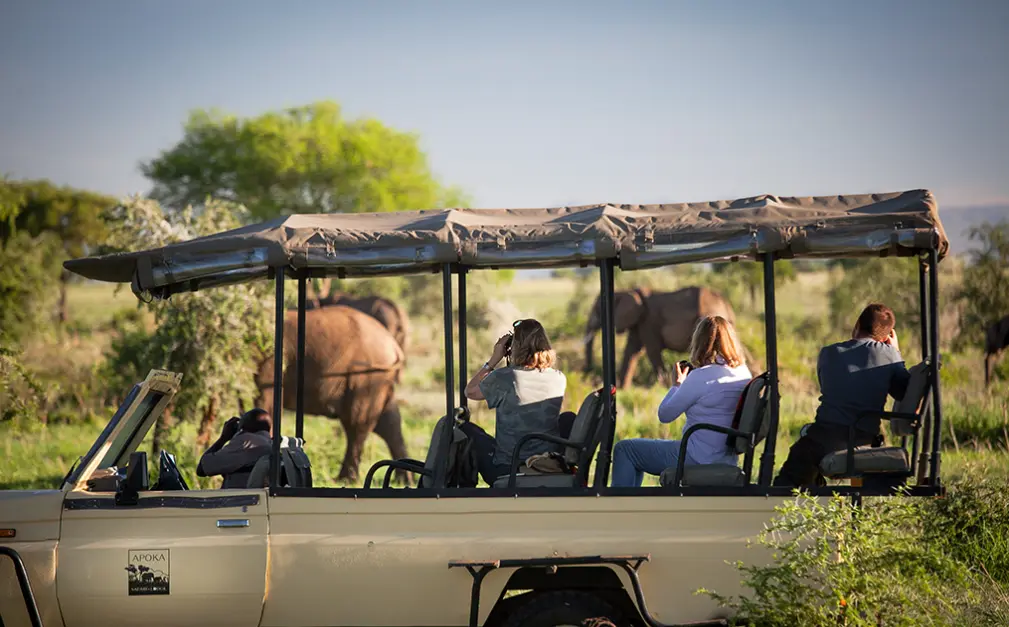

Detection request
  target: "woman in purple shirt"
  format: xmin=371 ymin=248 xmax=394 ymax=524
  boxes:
xmin=611 ymin=316 xmax=751 ymax=487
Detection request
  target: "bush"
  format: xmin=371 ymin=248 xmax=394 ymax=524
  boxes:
xmin=924 ymin=473 xmax=1009 ymax=587
xmin=701 ymin=492 xmax=974 ymax=626
xmin=0 ymin=231 xmax=62 ymax=342
xmin=0 ymin=346 xmax=46 ymax=427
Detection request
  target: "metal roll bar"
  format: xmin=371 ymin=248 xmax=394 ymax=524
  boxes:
xmin=0 ymin=546 xmax=44 ymax=627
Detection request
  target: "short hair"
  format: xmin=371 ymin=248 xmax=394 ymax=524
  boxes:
xmin=511 ymin=319 xmax=557 ymax=371
xmin=240 ymin=408 xmax=272 ymax=434
xmin=855 ymin=304 xmax=896 ymax=342
xmin=689 ymin=316 xmax=744 ymax=368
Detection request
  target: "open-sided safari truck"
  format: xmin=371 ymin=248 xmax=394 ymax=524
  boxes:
xmin=1 ymin=190 xmax=949 ymax=627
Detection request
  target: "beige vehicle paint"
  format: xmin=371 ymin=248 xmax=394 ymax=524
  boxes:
xmin=1 ymin=369 xmax=779 ymax=627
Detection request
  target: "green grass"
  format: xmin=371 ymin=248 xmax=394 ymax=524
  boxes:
xmin=3 ymin=269 xmax=1009 ymax=490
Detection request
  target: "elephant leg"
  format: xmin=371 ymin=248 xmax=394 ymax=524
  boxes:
xmin=338 ymin=421 xmax=370 ymax=484
xmin=617 ymin=333 xmax=644 ymax=389
xmin=374 ymin=397 xmax=413 ymax=486
xmin=644 ymin=340 xmax=667 ymax=388
xmin=985 ymin=352 xmax=992 ymax=387
xmin=337 ymin=377 xmax=390 ymax=483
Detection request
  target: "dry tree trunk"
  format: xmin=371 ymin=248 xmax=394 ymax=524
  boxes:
xmin=196 ymin=395 xmax=219 ymax=448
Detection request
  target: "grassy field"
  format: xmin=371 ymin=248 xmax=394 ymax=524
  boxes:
xmin=2 ymin=267 xmax=1008 ymax=490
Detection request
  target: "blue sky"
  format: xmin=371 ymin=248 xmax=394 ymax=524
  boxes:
xmin=1 ymin=1 xmax=1007 ymax=211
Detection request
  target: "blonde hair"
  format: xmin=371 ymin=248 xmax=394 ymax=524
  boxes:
xmin=689 ymin=316 xmax=743 ymax=368
xmin=511 ymin=319 xmax=557 ymax=371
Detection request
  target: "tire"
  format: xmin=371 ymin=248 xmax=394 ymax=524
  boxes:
xmin=502 ymin=590 xmax=627 ymax=627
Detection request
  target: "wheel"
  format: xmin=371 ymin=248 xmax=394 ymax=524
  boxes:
xmin=502 ymin=590 xmax=627 ymax=627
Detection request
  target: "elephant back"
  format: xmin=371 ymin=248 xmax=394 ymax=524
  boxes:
xmin=695 ymin=286 xmax=736 ymax=323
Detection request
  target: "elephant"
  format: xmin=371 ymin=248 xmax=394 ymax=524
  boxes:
xmin=254 ymin=305 xmax=409 ymax=483
xmin=307 ymin=292 xmax=410 ymax=354
xmin=583 ymin=286 xmax=748 ymax=389
xmin=984 ymin=314 xmax=1009 ymax=387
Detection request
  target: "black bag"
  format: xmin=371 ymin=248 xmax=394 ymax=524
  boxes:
xmin=447 ymin=433 xmax=479 ymax=488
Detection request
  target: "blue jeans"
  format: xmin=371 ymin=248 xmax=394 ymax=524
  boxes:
xmin=611 ymin=439 xmax=691 ymax=487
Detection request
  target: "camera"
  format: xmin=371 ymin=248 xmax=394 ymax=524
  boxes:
xmin=677 ymin=360 xmax=693 ymax=373
xmin=504 ymin=334 xmax=513 ymax=355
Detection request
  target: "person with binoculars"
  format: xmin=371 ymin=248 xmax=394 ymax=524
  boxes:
xmin=463 ymin=319 xmax=571 ymax=485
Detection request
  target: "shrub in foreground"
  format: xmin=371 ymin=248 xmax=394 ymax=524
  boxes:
xmin=700 ymin=492 xmax=973 ymax=627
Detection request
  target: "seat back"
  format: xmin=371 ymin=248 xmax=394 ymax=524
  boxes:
xmin=421 ymin=412 xmax=477 ymax=489
xmin=565 ymin=390 xmax=604 ymax=470
xmin=245 ymin=437 xmax=313 ymax=489
xmin=420 ymin=414 xmax=455 ymax=489
xmin=890 ymin=362 xmax=930 ymax=437
xmin=728 ymin=373 xmax=770 ymax=454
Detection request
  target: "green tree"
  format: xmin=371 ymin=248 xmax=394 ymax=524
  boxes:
xmin=828 ymin=258 xmax=923 ymax=352
xmin=142 ymin=101 xmax=468 ymax=221
xmin=101 ymin=197 xmax=272 ymax=451
xmin=0 ymin=174 xmax=26 ymax=232
xmin=711 ymin=259 xmax=797 ymax=308
xmin=0 ymin=230 xmax=63 ymax=342
xmin=957 ymin=221 xmax=1009 ymax=350
xmin=0 ymin=179 xmax=116 ymax=323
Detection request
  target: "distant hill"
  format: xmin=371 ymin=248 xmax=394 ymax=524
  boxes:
xmin=940 ymin=205 xmax=1009 ymax=256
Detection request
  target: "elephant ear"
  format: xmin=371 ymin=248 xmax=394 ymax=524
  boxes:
xmin=614 ymin=290 xmax=647 ymax=332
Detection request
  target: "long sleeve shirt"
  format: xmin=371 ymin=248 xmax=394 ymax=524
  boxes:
xmin=814 ymin=338 xmax=911 ymax=433
xmin=657 ymin=361 xmax=752 ymax=464
xmin=198 ymin=431 xmax=272 ymax=489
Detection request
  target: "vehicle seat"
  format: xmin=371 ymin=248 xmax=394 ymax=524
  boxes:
xmin=245 ymin=436 xmax=313 ymax=488
xmin=659 ymin=373 xmax=770 ymax=488
xmin=363 ymin=410 xmax=474 ymax=489
xmin=817 ymin=361 xmax=930 ymax=485
xmin=493 ymin=389 xmax=604 ymax=489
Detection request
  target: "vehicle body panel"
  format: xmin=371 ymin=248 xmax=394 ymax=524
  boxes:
xmin=263 ymin=495 xmax=779 ymax=626
xmin=0 ymin=490 xmax=64 ymax=627
xmin=57 ymin=490 xmax=268 ymax=627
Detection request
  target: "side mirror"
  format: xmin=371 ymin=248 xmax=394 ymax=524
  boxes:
xmin=115 ymin=451 xmax=149 ymax=506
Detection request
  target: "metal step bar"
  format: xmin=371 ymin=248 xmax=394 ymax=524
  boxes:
xmin=0 ymin=547 xmax=43 ymax=627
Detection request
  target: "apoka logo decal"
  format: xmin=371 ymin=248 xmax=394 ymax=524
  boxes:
xmin=126 ymin=549 xmax=170 ymax=596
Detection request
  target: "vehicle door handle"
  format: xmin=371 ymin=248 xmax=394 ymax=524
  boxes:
xmin=217 ymin=519 xmax=250 ymax=529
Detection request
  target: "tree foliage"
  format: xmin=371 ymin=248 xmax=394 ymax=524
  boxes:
xmin=957 ymin=221 xmax=1009 ymax=350
xmin=711 ymin=260 xmax=797 ymax=308
xmin=0 ymin=346 xmax=46 ymax=426
xmin=101 ymin=198 xmax=272 ymax=449
xmin=0 ymin=230 xmax=64 ymax=341
xmin=142 ymin=101 xmax=468 ymax=221
xmin=828 ymin=257 xmax=922 ymax=348
xmin=0 ymin=178 xmax=117 ymax=323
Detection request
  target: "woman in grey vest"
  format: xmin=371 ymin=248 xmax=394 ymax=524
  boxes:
xmin=463 ymin=319 xmax=570 ymax=484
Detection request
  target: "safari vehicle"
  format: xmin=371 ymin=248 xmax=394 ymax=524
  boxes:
xmin=2 ymin=190 xmax=949 ymax=627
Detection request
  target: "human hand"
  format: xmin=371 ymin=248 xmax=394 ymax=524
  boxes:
xmin=887 ymin=328 xmax=900 ymax=352
xmin=221 ymin=416 xmax=241 ymax=440
xmin=674 ymin=361 xmax=690 ymax=385
xmin=490 ymin=334 xmax=511 ymax=367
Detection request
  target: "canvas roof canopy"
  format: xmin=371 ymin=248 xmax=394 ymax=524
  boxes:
xmin=65 ymin=189 xmax=947 ymax=300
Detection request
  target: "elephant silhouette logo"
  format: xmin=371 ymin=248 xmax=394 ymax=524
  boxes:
xmin=126 ymin=549 xmax=170 ymax=595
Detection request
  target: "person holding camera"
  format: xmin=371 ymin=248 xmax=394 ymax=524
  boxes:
xmin=197 ymin=408 xmax=273 ymax=488
xmin=463 ymin=319 xmax=568 ymax=485
xmin=610 ymin=315 xmax=751 ymax=487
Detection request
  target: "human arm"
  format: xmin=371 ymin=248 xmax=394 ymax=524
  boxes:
xmin=883 ymin=330 xmax=911 ymax=400
xmin=196 ymin=417 xmax=241 ymax=477
xmin=464 ymin=334 xmax=511 ymax=402
xmin=657 ymin=366 xmax=704 ymax=424
xmin=197 ymin=432 xmax=271 ymax=478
